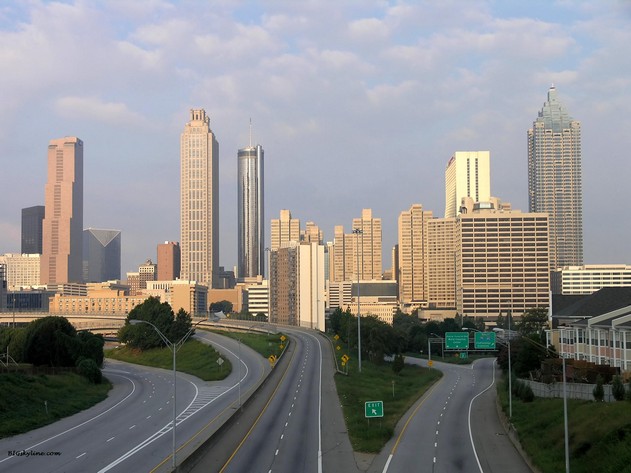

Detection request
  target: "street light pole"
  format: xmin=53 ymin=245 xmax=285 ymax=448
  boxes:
xmin=130 ymin=318 xmax=204 ymax=470
xmin=353 ymin=228 xmax=363 ymax=373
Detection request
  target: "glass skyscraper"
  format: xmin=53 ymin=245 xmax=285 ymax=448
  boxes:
xmin=237 ymin=143 xmax=264 ymax=278
xmin=528 ymin=86 xmax=582 ymax=269
xmin=21 ymin=205 xmax=45 ymax=254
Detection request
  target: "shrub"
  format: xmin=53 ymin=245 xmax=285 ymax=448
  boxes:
xmin=77 ymin=358 xmax=102 ymax=384
xmin=612 ymin=375 xmax=626 ymax=401
xmin=593 ymin=375 xmax=605 ymax=402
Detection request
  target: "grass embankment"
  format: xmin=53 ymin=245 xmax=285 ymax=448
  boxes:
xmin=0 ymin=372 xmax=111 ymax=439
xmin=106 ymin=339 xmax=230 ymax=381
xmin=335 ymin=360 xmax=442 ymax=453
xmin=405 ymin=351 xmax=494 ymax=365
xmin=208 ymin=329 xmax=287 ymax=360
xmin=498 ymin=379 xmax=631 ymax=473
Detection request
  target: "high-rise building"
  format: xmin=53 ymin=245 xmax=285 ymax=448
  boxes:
xmin=237 ymin=143 xmax=264 ymax=278
xmin=127 ymin=259 xmax=157 ymax=295
xmin=352 ymin=209 xmax=382 ymax=281
xmin=397 ymin=204 xmax=432 ymax=304
xmin=180 ymin=109 xmax=219 ymax=287
xmin=83 ymin=228 xmax=121 ymax=283
xmin=302 ymin=221 xmax=323 ymax=244
xmin=270 ymin=209 xmax=300 ymax=251
xmin=551 ymin=264 xmax=631 ymax=295
xmin=157 ymin=241 xmax=181 ymax=281
xmin=444 ymin=151 xmax=490 ymax=218
xmin=456 ymin=197 xmax=550 ymax=319
xmin=426 ymin=217 xmax=457 ymax=309
xmin=528 ymin=85 xmax=582 ymax=269
xmin=269 ymin=241 xmax=324 ymax=331
xmin=0 ymin=253 xmax=41 ymax=289
xmin=41 ymin=137 xmax=83 ymax=284
xmin=21 ymin=206 xmax=45 ymax=254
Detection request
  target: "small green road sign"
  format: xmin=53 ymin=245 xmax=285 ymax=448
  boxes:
xmin=365 ymin=401 xmax=384 ymax=418
xmin=474 ymin=332 xmax=496 ymax=350
xmin=445 ymin=332 xmax=469 ymax=350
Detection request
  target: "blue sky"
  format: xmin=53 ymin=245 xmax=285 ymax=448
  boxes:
xmin=1 ymin=1 xmax=630 ymax=275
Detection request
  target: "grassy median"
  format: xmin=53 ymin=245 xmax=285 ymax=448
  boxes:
xmin=207 ymin=329 xmax=287 ymax=360
xmin=498 ymin=378 xmax=631 ymax=473
xmin=106 ymin=339 xmax=230 ymax=381
xmin=0 ymin=372 xmax=111 ymax=438
xmin=335 ymin=360 xmax=442 ymax=453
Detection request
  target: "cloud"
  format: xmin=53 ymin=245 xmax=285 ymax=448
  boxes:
xmin=54 ymin=96 xmax=148 ymax=127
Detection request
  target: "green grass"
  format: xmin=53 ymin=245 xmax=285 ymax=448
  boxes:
xmin=498 ymin=377 xmax=631 ymax=473
xmin=204 ymin=329 xmax=287 ymax=360
xmin=0 ymin=372 xmax=111 ymax=439
xmin=335 ymin=360 xmax=442 ymax=452
xmin=105 ymin=339 xmax=230 ymax=381
xmin=405 ymin=351 xmax=494 ymax=365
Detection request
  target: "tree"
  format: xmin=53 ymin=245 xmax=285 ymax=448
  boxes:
xmin=612 ymin=375 xmax=625 ymax=401
xmin=210 ymin=300 xmax=233 ymax=315
xmin=593 ymin=375 xmax=605 ymax=402
xmin=119 ymin=297 xmax=179 ymax=350
xmin=170 ymin=308 xmax=193 ymax=342
xmin=517 ymin=307 xmax=549 ymax=336
xmin=392 ymin=353 xmax=404 ymax=375
xmin=24 ymin=316 xmax=77 ymax=367
xmin=77 ymin=358 xmax=102 ymax=383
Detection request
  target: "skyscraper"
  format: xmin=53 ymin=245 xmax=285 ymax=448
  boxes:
xmin=528 ymin=85 xmax=582 ymax=269
xmin=444 ymin=151 xmax=491 ymax=218
xmin=83 ymin=228 xmax=121 ymax=282
xmin=352 ymin=209 xmax=382 ymax=280
xmin=397 ymin=204 xmax=432 ymax=304
xmin=237 ymin=142 xmax=264 ymax=278
xmin=270 ymin=209 xmax=300 ymax=251
xmin=41 ymin=137 xmax=83 ymax=284
xmin=21 ymin=205 xmax=45 ymax=254
xmin=180 ymin=109 xmax=219 ymax=288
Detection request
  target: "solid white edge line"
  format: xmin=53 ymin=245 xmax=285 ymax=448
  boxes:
xmin=468 ymin=359 xmax=496 ymax=473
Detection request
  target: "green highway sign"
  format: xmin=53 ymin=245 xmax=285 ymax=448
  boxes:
xmin=445 ymin=332 xmax=469 ymax=350
xmin=474 ymin=332 xmax=496 ymax=349
xmin=365 ymin=401 xmax=384 ymax=418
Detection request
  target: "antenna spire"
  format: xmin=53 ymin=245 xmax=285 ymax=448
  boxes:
xmin=249 ymin=118 xmax=252 ymax=147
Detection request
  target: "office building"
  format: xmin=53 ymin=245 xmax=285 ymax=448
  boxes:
xmin=456 ymin=197 xmax=550 ymax=319
xmin=528 ymin=85 xmax=582 ymax=269
xmin=352 ymin=209 xmax=382 ymax=280
xmin=0 ymin=253 xmax=41 ymax=289
xmin=238 ymin=143 xmax=264 ymax=278
xmin=157 ymin=241 xmax=181 ymax=281
xmin=426 ymin=217 xmax=457 ymax=310
xmin=180 ymin=109 xmax=219 ymax=288
xmin=83 ymin=228 xmax=121 ymax=283
xmin=21 ymin=206 xmax=45 ymax=254
xmin=269 ymin=241 xmax=325 ymax=331
xmin=41 ymin=137 xmax=83 ymax=284
xmin=302 ymin=222 xmax=323 ymax=244
xmin=270 ymin=209 xmax=300 ymax=251
xmin=551 ymin=264 xmax=631 ymax=295
xmin=127 ymin=259 xmax=157 ymax=295
xmin=397 ymin=204 xmax=432 ymax=305
xmin=444 ymin=151 xmax=490 ymax=218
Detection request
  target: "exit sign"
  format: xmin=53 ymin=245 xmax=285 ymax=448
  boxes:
xmin=365 ymin=401 xmax=384 ymax=418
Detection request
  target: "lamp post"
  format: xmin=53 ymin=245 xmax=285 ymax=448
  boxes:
xmin=130 ymin=318 xmax=204 ymax=470
xmin=352 ymin=228 xmax=363 ymax=373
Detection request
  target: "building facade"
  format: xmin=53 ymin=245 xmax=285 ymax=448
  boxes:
xmin=444 ymin=151 xmax=491 ymax=219
xmin=21 ymin=205 xmax=45 ymax=254
xmin=180 ymin=109 xmax=219 ymax=288
xmin=0 ymin=253 xmax=41 ymax=289
xmin=397 ymin=204 xmax=432 ymax=305
xmin=41 ymin=137 xmax=84 ymax=284
xmin=157 ymin=241 xmax=181 ymax=281
xmin=551 ymin=265 xmax=631 ymax=295
xmin=456 ymin=197 xmax=550 ymax=319
xmin=83 ymin=228 xmax=121 ymax=283
xmin=270 ymin=209 xmax=300 ymax=251
xmin=528 ymin=85 xmax=582 ymax=269
xmin=237 ymin=143 xmax=264 ymax=278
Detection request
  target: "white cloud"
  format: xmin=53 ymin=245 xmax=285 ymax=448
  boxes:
xmin=54 ymin=96 xmax=148 ymax=127
xmin=348 ymin=18 xmax=389 ymax=42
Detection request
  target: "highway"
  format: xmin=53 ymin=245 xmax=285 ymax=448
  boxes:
xmin=191 ymin=328 xmax=324 ymax=473
xmin=0 ymin=331 xmax=267 ymax=473
xmin=368 ymin=357 xmax=532 ymax=473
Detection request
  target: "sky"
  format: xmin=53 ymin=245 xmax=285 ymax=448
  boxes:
xmin=1 ymin=0 xmax=630 ymax=276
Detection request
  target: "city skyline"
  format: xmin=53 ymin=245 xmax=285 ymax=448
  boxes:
xmin=1 ymin=2 xmax=630 ymax=274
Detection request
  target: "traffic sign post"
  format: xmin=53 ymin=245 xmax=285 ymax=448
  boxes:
xmin=365 ymin=401 xmax=384 ymax=418
xmin=445 ymin=332 xmax=469 ymax=350
xmin=474 ymin=332 xmax=497 ymax=350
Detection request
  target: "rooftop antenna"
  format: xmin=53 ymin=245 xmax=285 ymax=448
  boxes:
xmin=249 ymin=118 xmax=252 ymax=147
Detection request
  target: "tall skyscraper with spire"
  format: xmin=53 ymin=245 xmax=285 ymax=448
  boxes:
xmin=237 ymin=124 xmax=264 ymax=279
xmin=180 ymin=109 xmax=219 ymax=288
xmin=528 ymin=85 xmax=582 ymax=269
xmin=41 ymin=137 xmax=83 ymax=284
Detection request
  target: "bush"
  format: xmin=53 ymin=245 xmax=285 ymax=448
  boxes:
xmin=521 ymin=383 xmax=535 ymax=402
xmin=77 ymin=358 xmax=102 ymax=384
xmin=612 ymin=375 xmax=626 ymax=401
xmin=392 ymin=353 xmax=404 ymax=375
xmin=593 ymin=375 xmax=605 ymax=402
